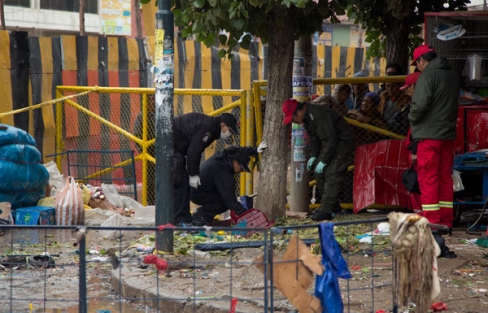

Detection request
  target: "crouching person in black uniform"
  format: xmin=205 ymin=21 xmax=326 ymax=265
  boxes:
xmin=191 ymin=143 xmax=267 ymax=226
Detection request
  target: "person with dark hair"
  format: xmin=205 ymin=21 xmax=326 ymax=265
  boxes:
xmin=282 ymin=99 xmax=355 ymax=221
xmin=191 ymin=143 xmax=267 ymax=226
xmin=351 ymin=71 xmax=370 ymax=110
xmin=386 ymin=72 xmax=421 ymax=136
xmin=409 ymin=44 xmax=460 ymax=231
xmin=312 ymin=84 xmax=351 ymax=116
xmin=385 ymin=62 xmax=404 ymax=76
xmin=347 ymin=92 xmax=387 ymax=128
xmin=379 ymin=62 xmax=405 ymax=95
xmin=379 ymin=81 xmax=411 ymax=134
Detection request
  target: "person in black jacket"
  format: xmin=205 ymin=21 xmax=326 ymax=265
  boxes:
xmin=282 ymin=99 xmax=355 ymax=221
xmin=134 ymin=104 xmax=238 ymax=225
xmin=172 ymin=112 xmax=238 ymax=225
xmin=191 ymin=143 xmax=267 ymax=226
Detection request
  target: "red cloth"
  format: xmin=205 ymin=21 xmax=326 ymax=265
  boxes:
xmin=143 ymin=255 xmax=168 ymax=271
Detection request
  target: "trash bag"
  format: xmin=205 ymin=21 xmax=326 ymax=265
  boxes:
xmin=0 ymin=125 xmax=48 ymax=209
xmin=0 ymin=124 xmax=36 ymax=147
xmin=314 ymin=222 xmax=352 ymax=313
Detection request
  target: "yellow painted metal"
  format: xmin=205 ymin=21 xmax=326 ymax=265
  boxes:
xmin=245 ymin=90 xmax=255 ymax=196
xmin=54 ymin=86 xmax=247 ymax=207
xmin=63 ymin=98 xmax=140 ymax=143
xmin=55 ymin=89 xmax=64 ymax=171
xmin=0 ymin=89 xmax=93 ymax=119
xmin=344 ymin=117 xmax=406 ymax=140
xmin=239 ymin=90 xmax=247 ymax=196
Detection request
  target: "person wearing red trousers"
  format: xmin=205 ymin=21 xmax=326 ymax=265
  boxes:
xmin=409 ymin=45 xmax=460 ymax=229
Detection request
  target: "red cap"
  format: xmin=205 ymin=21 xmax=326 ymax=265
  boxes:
xmin=411 ymin=45 xmax=435 ymax=66
xmin=311 ymin=94 xmax=319 ymax=101
xmin=282 ymin=99 xmax=299 ymax=125
xmin=399 ymin=72 xmax=421 ymax=90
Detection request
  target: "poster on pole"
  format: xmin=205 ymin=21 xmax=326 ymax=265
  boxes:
xmin=101 ymin=0 xmax=132 ymax=36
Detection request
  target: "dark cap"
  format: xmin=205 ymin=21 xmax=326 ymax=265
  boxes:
xmin=232 ymin=153 xmax=251 ymax=172
xmin=221 ymin=113 xmax=238 ymax=134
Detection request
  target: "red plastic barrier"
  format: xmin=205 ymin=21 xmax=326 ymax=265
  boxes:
xmin=353 ymin=139 xmax=414 ymax=213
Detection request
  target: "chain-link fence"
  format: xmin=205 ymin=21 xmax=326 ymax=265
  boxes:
xmin=253 ymin=76 xmax=408 ymax=211
xmin=55 ymin=87 xmax=248 ymax=206
xmin=0 ymin=217 xmax=394 ymax=313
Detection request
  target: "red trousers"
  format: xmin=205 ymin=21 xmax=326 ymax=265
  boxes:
xmin=417 ymin=139 xmax=454 ymax=227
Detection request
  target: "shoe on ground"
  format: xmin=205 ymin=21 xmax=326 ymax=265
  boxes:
xmin=309 ymin=210 xmax=333 ymax=221
xmin=191 ymin=213 xmax=214 ymax=227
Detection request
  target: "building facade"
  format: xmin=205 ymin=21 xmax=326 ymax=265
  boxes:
xmin=3 ymin=0 xmax=138 ymax=36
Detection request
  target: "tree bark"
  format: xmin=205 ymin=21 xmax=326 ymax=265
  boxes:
xmin=0 ymin=0 xmax=5 ymax=31
xmin=255 ymin=9 xmax=295 ymax=218
xmin=79 ymin=0 xmax=85 ymax=36
xmin=135 ymin=0 xmax=143 ymax=38
xmin=385 ymin=15 xmax=411 ymax=74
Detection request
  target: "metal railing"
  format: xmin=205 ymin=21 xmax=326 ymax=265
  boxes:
xmin=0 ymin=217 xmax=394 ymax=313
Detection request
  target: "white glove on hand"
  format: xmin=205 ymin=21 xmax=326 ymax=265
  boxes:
xmin=257 ymin=141 xmax=268 ymax=153
xmin=189 ymin=175 xmax=201 ymax=188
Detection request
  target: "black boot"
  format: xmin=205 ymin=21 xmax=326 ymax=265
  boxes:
xmin=309 ymin=210 xmax=333 ymax=221
xmin=191 ymin=210 xmax=214 ymax=226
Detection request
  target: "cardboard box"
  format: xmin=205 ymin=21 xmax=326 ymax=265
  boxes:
xmin=0 ymin=202 xmax=12 ymax=222
xmin=15 ymin=206 xmax=56 ymax=225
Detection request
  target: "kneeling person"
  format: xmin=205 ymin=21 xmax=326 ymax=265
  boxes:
xmin=191 ymin=143 xmax=267 ymax=226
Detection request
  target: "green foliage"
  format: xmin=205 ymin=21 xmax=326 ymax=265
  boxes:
xmin=347 ymin=0 xmax=470 ymax=59
xmin=172 ymin=0 xmax=347 ymax=58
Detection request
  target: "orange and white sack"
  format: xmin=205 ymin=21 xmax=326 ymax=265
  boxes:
xmin=55 ymin=177 xmax=84 ymax=225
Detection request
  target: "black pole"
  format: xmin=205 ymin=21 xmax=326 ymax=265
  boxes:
xmin=155 ymin=0 xmax=174 ymax=252
xmin=78 ymin=235 xmax=87 ymax=313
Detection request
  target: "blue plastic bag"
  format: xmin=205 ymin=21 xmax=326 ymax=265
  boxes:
xmin=0 ymin=124 xmax=36 ymax=147
xmin=314 ymin=222 xmax=352 ymax=313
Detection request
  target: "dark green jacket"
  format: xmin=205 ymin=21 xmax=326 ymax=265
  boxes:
xmin=409 ymin=57 xmax=460 ymax=140
xmin=303 ymin=104 xmax=355 ymax=164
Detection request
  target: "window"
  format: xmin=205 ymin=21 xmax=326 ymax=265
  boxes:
xmin=5 ymin=0 xmax=30 ymax=8
xmin=40 ymin=0 xmax=98 ymax=14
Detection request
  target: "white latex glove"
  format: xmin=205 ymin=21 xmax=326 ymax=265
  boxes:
xmin=257 ymin=141 xmax=267 ymax=153
xmin=189 ymin=175 xmax=201 ymax=188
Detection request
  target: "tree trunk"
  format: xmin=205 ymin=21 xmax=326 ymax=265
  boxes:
xmin=0 ymin=0 xmax=5 ymax=31
xmin=255 ymin=9 xmax=295 ymax=218
xmin=134 ymin=0 xmax=143 ymax=38
xmin=385 ymin=15 xmax=411 ymax=74
xmin=79 ymin=0 xmax=85 ymax=36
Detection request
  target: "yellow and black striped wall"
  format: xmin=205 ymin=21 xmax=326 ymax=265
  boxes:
xmin=0 ymin=30 xmax=386 ymax=160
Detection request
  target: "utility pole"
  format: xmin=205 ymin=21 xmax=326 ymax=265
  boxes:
xmin=154 ymin=0 xmax=174 ymax=252
xmin=79 ymin=0 xmax=85 ymax=36
xmin=290 ymin=35 xmax=312 ymax=213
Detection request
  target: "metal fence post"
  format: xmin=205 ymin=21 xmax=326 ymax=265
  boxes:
xmin=79 ymin=232 xmax=87 ymax=313
xmin=154 ymin=0 xmax=175 ymax=252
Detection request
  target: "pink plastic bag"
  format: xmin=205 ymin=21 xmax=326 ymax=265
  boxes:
xmin=55 ymin=177 xmax=84 ymax=225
